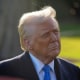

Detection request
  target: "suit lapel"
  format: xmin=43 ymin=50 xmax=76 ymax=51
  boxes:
xmin=54 ymin=58 xmax=69 ymax=80
xmin=21 ymin=52 xmax=39 ymax=80
xmin=54 ymin=58 xmax=61 ymax=80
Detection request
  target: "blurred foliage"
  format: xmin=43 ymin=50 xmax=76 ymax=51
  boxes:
xmin=60 ymin=24 xmax=80 ymax=31
xmin=60 ymin=24 xmax=80 ymax=37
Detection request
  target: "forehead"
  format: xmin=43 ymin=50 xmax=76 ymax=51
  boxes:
xmin=36 ymin=18 xmax=59 ymax=32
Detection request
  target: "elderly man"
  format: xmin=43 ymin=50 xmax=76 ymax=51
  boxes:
xmin=0 ymin=6 xmax=80 ymax=80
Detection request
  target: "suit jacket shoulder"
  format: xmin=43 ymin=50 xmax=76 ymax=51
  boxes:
xmin=0 ymin=52 xmax=39 ymax=80
xmin=54 ymin=58 xmax=80 ymax=80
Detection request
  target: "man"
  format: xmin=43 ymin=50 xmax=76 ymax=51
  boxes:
xmin=0 ymin=6 xmax=80 ymax=80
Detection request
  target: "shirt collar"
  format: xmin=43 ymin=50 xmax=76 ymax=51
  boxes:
xmin=29 ymin=53 xmax=44 ymax=74
xmin=29 ymin=52 xmax=55 ymax=73
xmin=48 ymin=60 xmax=55 ymax=72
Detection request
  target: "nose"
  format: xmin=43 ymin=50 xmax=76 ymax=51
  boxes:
xmin=50 ymin=32 xmax=57 ymax=42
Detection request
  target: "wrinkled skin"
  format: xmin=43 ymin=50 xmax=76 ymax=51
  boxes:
xmin=24 ymin=18 xmax=61 ymax=64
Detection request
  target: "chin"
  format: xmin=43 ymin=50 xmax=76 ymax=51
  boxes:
xmin=49 ymin=50 xmax=60 ymax=57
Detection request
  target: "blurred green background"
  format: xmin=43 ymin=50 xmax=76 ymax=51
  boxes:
xmin=0 ymin=0 xmax=80 ymax=67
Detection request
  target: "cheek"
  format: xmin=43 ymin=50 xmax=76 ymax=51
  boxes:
xmin=37 ymin=40 xmax=48 ymax=49
xmin=35 ymin=39 xmax=49 ymax=52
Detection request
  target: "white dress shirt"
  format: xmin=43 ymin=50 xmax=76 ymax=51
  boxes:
xmin=29 ymin=53 xmax=57 ymax=80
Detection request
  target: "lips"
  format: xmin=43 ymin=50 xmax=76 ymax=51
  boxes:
xmin=48 ymin=46 xmax=58 ymax=51
xmin=48 ymin=43 xmax=59 ymax=50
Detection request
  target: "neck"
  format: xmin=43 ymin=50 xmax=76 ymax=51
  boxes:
xmin=29 ymin=50 xmax=54 ymax=64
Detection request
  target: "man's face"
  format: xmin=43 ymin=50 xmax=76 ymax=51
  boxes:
xmin=27 ymin=18 xmax=61 ymax=63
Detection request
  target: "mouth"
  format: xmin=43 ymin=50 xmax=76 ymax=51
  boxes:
xmin=51 ymin=46 xmax=58 ymax=49
xmin=48 ymin=46 xmax=59 ymax=51
xmin=48 ymin=43 xmax=59 ymax=50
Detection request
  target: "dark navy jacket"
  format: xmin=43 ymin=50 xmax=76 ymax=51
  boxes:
xmin=0 ymin=52 xmax=80 ymax=80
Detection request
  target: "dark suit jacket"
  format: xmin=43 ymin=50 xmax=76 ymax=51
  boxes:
xmin=0 ymin=52 xmax=80 ymax=80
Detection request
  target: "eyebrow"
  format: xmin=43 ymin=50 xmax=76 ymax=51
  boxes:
xmin=39 ymin=30 xmax=49 ymax=36
xmin=39 ymin=26 xmax=60 ymax=35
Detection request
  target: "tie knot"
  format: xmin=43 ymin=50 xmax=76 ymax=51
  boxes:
xmin=43 ymin=65 xmax=50 ymax=72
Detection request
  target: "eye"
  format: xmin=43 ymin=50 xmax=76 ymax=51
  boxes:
xmin=53 ymin=30 xmax=59 ymax=35
xmin=54 ymin=31 xmax=58 ymax=34
xmin=41 ymin=32 xmax=50 ymax=38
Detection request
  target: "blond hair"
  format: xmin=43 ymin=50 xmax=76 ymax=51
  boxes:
xmin=18 ymin=6 xmax=56 ymax=51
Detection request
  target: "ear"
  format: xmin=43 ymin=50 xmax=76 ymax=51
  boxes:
xmin=23 ymin=39 xmax=29 ymax=49
xmin=24 ymin=39 xmax=29 ymax=46
xmin=23 ymin=39 xmax=31 ymax=50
